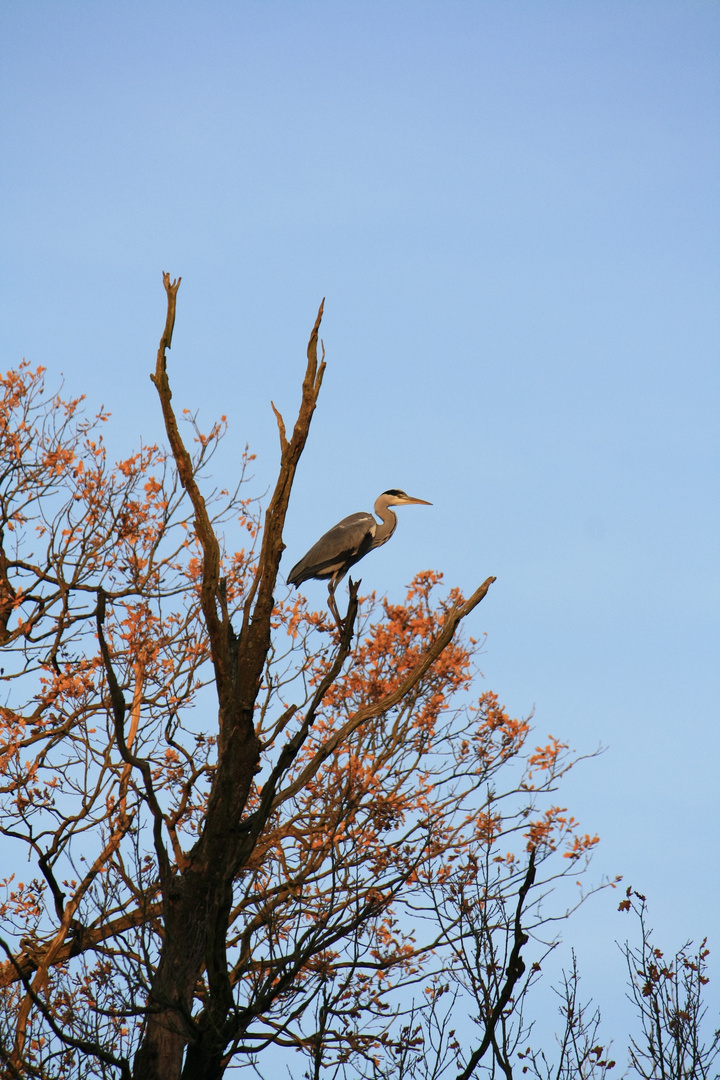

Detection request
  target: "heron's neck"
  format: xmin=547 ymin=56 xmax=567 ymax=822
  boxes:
xmin=372 ymin=499 xmax=397 ymax=548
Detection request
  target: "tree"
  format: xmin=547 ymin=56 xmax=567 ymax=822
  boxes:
xmin=619 ymin=889 xmax=720 ymax=1080
xmin=0 ymin=277 xmax=607 ymax=1079
xmin=514 ymin=892 xmax=720 ymax=1080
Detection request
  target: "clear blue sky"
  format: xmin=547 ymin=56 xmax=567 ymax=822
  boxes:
xmin=1 ymin=0 xmax=718 ymax=1052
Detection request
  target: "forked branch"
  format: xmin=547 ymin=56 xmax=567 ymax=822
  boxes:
xmin=457 ymin=847 xmax=537 ymax=1080
xmin=150 ymin=273 xmax=229 ymax=700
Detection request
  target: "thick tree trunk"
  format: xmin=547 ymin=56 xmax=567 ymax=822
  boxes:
xmin=131 ymin=873 xmax=221 ymax=1079
xmin=132 ymin=713 xmax=260 ymax=1079
xmin=130 ymin=281 xmax=326 ymax=1079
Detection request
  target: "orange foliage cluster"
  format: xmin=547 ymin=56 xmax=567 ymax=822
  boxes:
xmin=525 ymin=806 xmax=600 ymax=859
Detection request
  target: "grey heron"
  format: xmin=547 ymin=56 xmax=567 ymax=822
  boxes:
xmin=287 ymin=489 xmax=431 ymax=627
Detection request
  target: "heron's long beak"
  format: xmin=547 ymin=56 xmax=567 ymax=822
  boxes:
xmin=404 ymin=496 xmax=432 ymax=505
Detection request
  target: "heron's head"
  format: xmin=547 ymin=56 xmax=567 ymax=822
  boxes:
xmin=380 ymin=489 xmax=432 ymax=507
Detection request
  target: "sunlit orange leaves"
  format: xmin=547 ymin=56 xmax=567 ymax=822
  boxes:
xmin=467 ymin=691 xmax=531 ymax=771
xmin=525 ymin=805 xmax=598 ymax=859
xmin=527 ymin=735 xmax=569 ymax=778
xmin=320 ymin=573 xmax=473 ymax=737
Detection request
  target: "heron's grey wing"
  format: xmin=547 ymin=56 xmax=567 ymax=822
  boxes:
xmin=287 ymin=512 xmax=376 ymax=585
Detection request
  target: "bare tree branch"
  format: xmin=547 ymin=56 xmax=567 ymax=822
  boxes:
xmin=456 ymin=848 xmax=537 ymax=1080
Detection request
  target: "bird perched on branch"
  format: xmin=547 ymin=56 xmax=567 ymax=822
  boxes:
xmin=287 ymin=489 xmax=431 ymax=627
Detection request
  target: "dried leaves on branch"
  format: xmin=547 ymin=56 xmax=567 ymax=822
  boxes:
xmin=0 ymin=280 xmax=646 ymax=1080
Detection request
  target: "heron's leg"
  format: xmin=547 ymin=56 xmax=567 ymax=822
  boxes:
xmin=327 ymin=579 xmax=344 ymax=630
